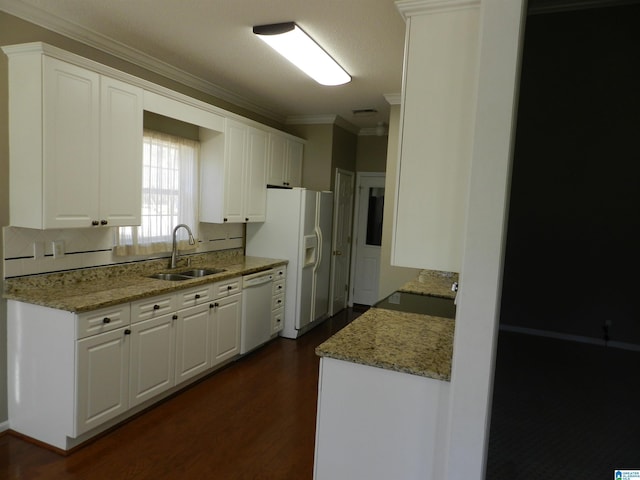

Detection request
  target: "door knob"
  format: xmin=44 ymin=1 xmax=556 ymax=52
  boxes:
xmin=333 ymin=250 xmax=342 ymax=256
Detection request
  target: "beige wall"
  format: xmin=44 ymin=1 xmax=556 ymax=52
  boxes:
xmin=356 ymin=135 xmax=388 ymax=172
xmin=378 ymin=105 xmax=420 ymax=299
xmin=288 ymin=123 xmax=334 ymax=191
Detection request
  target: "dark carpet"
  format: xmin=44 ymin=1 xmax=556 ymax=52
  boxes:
xmin=486 ymin=331 xmax=640 ymax=479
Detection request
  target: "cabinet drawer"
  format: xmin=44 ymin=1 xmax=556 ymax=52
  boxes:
xmin=131 ymin=293 xmax=176 ymax=323
xmin=176 ymin=284 xmax=213 ymax=309
xmin=76 ymin=304 xmax=131 ymax=339
xmin=212 ymin=277 xmax=241 ymax=299
xmin=272 ymin=293 xmax=285 ymax=311
xmin=271 ymin=308 xmax=283 ymax=334
xmin=272 ymin=279 xmax=285 ymax=296
xmin=273 ymin=267 xmax=286 ymax=281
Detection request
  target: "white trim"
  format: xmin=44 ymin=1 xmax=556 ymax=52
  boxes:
xmin=499 ymin=324 xmax=640 ymax=352
xmin=395 ymin=0 xmax=481 ymax=20
xmin=285 ymin=114 xmax=360 ymax=135
xmin=0 ymin=0 xmax=283 ymax=123
xmin=384 ymin=93 xmax=402 ymax=105
xmin=0 ymin=420 xmax=9 ymax=432
xmin=528 ymin=0 xmax=639 ymax=15
xmin=443 ymin=0 xmax=527 ymax=478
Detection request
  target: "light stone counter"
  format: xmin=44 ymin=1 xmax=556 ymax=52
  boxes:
xmin=316 ymin=268 xmax=458 ymax=381
xmin=399 ymin=269 xmax=458 ymax=299
xmin=316 ymin=307 xmax=454 ymax=381
xmin=3 ymin=251 xmax=287 ymax=313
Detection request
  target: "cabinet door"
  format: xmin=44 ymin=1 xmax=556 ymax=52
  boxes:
xmin=43 ymin=57 xmax=100 ymax=228
xmin=286 ymin=139 xmax=303 ymax=188
xmin=245 ymin=127 xmax=268 ymax=222
xmin=75 ymin=327 xmax=129 ymax=436
xmin=267 ymin=134 xmax=287 ymax=186
xmin=392 ymin=9 xmax=479 ymax=273
xmin=129 ymin=314 xmax=175 ymax=407
xmin=223 ymin=119 xmax=247 ymax=223
xmin=211 ymin=293 xmax=241 ymax=366
xmin=100 ymin=76 xmax=143 ymax=227
xmin=175 ymin=304 xmax=211 ymax=384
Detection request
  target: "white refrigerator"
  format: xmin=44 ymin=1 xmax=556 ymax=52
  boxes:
xmin=246 ymin=188 xmax=333 ymax=339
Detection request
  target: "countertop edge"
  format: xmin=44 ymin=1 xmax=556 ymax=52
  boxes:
xmin=3 ymin=256 xmax=288 ymax=313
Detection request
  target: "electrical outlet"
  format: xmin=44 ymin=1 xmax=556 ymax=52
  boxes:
xmin=52 ymin=240 xmax=65 ymax=258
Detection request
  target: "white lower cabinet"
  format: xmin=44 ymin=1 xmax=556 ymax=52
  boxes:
xmin=271 ymin=266 xmax=286 ymax=335
xmin=7 ymin=276 xmax=244 ymax=451
xmin=129 ymin=313 xmax=176 ymax=408
xmin=175 ymin=303 xmax=211 ymax=383
xmin=76 ymin=326 xmax=130 ymax=436
xmin=211 ymin=293 xmax=242 ymax=366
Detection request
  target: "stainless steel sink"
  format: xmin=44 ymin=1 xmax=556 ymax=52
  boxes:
xmin=179 ymin=268 xmax=226 ymax=277
xmin=148 ymin=268 xmax=226 ymax=281
xmin=148 ymin=273 xmax=192 ymax=281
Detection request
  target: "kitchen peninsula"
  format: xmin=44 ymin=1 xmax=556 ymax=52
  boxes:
xmin=314 ymin=270 xmax=457 ymax=480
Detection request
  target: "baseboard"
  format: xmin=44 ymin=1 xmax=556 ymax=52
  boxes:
xmin=0 ymin=420 xmax=9 ymax=433
xmin=499 ymin=324 xmax=640 ymax=352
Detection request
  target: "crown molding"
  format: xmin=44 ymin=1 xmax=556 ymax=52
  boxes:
xmin=528 ymin=0 xmax=639 ymax=15
xmin=395 ymin=0 xmax=480 ymax=20
xmin=0 ymin=0 xmax=285 ymax=124
xmin=285 ymin=114 xmax=360 ymax=135
xmin=384 ymin=93 xmax=402 ymax=105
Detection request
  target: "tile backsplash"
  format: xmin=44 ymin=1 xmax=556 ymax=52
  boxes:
xmin=3 ymin=222 xmax=244 ymax=278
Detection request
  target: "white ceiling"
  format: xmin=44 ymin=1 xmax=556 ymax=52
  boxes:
xmin=1 ymin=0 xmax=408 ymax=133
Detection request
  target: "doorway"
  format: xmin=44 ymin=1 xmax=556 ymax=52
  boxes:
xmin=350 ymin=172 xmax=385 ymax=306
xmin=329 ymin=169 xmax=355 ymax=316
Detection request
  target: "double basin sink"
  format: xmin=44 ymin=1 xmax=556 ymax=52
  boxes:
xmin=148 ymin=268 xmax=226 ymax=282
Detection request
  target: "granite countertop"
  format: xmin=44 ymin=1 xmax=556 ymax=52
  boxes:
xmin=316 ymin=269 xmax=458 ymax=381
xmin=3 ymin=253 xmax=287 ymax=313
xmin=316 ymin=307 xmax=454 ymax=381
xmin=398 ymin=269 xmax=458 ymax=299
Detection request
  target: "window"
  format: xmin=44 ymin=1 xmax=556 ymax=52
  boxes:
xmin=115 ymin=129 xmax=199 ymax=256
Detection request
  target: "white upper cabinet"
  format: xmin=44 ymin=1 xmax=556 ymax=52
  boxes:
xmin=99 ymin=75 xmax=143 ymax=227
xmin=392 ymin=3 xmax=480 ymax=273
xmin=201 ymin=118 xmax=267 ymax=223
xmin=267 ymin=134 xmax=303 ymax=188
xmin=3 ymin=44 xmax=143 ymax=229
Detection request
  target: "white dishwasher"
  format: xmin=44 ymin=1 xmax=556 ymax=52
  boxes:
xmin=240 ymin=269 xmax=274 ymax=354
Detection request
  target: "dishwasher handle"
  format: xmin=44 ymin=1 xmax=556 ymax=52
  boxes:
xmin=243 ymin=274 xmax=273 ymax=288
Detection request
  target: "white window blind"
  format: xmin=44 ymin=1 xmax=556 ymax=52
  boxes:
xmin=115 ymin=129 xmax=199 ymax=256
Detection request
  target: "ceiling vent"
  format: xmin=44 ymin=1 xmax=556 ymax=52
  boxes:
xmin=352 ymin=108 xmax=378 ymax=117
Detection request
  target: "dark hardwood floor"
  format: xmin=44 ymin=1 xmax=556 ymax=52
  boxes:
xmin=0 ymin=307 xmax=364 ymax=480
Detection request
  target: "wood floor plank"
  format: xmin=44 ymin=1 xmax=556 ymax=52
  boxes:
xmin=0 ymin=309 xmax=359 ymax=480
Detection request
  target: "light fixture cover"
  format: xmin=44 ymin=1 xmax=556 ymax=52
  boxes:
xmin=253 ymin=22 xmax=351 ymax=86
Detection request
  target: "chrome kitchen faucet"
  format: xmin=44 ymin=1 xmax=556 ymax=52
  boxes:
xmin=170 ymin=224 xmax=196 ymax=269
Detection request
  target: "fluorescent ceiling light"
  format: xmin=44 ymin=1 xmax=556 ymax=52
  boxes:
xmin=253 ymin=22 xmax=351 ymax=86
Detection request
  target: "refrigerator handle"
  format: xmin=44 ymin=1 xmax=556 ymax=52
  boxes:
xmin=314 ymin=227 xmax=322 ymax=272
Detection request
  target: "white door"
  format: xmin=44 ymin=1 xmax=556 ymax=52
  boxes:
xmin=329 ymin=169 xmax=355 ymax=316
xmin=351 ymin=174 xmax=386 ymax=305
